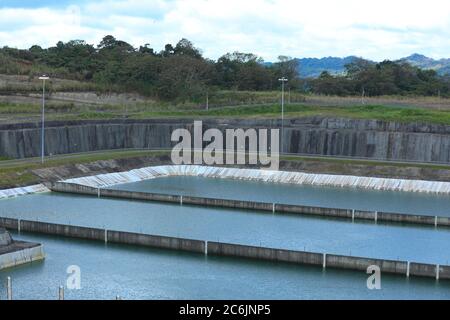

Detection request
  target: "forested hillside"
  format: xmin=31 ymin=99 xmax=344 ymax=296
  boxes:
xmin=0 ymin=35 xmax=449 ymax=100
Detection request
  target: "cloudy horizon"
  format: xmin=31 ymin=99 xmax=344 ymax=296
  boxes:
xmin=0 ymin=0 xmax=449 ymax=62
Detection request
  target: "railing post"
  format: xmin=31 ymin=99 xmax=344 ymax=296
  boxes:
xmin=6 ymin=276 xmax=12 ymax=300
xmin=59 ymin=286 xmax=64 ymax=300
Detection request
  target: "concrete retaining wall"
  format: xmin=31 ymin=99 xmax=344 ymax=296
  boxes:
xmin=2 ymin=118 xmax=450 ymax=163
xmin=50 ymin=182 xmax=450 ymax=229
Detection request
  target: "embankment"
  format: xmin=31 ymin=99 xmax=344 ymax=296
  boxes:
xmin=62 ymin=165 xmax=450 ymax=194
xmin=1 ymin=117 xmax=450 ymax=163
xmin=0 ymin=217 xmax=448 ymax=280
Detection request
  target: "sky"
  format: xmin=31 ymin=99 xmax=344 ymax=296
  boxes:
xmin=0 ymin=0 xmax=449 ymax=62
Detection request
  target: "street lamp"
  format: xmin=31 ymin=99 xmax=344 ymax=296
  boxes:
xmin=278 ymin=77 xmax=288 ymax=153
xmin=39 ymin=75 xmax=50 ymax=164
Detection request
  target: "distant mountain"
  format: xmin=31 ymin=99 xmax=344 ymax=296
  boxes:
xmin=295 ymin=56 xmax=359 ymax=78
xmin=291 ymin=54 xmax=450 ymax=78
xmin=399 ymin=54 xmax=450 ymax=75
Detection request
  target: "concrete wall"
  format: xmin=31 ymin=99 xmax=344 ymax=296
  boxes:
xmin=0 ymin=218 xmax=204 ymax=255
xmin=107 ymin=230 xmax=204 ymax=254
xmin=50 ymin=182 xmax=450 ymax=229
xmin=0 ymin=216 xmax=446 ymax=280
xmin=325 ymin=254 xmax=408 ymax=274
xmin=2 ymin=117 xmax=450 ymax=162
xmin=0 ymin=217 xmax=19 ymax=230
xmin=0 ymin=245 xmax=45 ymax=270
xmin=207 ymin=242 xmax=323 ymax=266
xmin=20 ymin=220 xmax=105 ymax=241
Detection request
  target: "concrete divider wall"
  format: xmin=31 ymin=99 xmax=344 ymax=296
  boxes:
xmin=51 ymin=182 xmax=98 ymax=196
xmin=409 ymin=262 xmax=439 ymax=278
xmin=378 ymin=212 xmax=436 ymax=226
xmin=0 ymin=215 xmax=448 ymax=280
xmin=0 ymin=217 xmax=19 ymax=230
xmin=437 ymin=217 xmax=450 ymax=227
xmin=275 ymin=204 xmax=353 ymax=219
xmin=439 ymin=265 xmax=450 ymax=280
xmin=20 ymin=220 xmax=105 ymax=241
xmin=183 ymin=196 xmax=273 ymax=212
xmin=325 ymin=254 xmax=408 ymax=275
xmin=207 ymin=242 xmax=323 ymax=266
xmin=100 ymin=189 xmax=181 ymax=204
xmin=2 ymin=218 xmax=204 ymax=255
xmin=107 ymin=230 xmax=205 ymax=254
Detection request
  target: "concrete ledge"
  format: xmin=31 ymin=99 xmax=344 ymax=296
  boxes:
xmin=0 ymin=243 xmax=45 ymax=270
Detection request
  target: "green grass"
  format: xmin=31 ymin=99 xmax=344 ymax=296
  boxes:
xmin=0 ymin=150 xmax=170 ymax=187
xmin=1 ymin=101 xmax=450 ymax=125
xmin=130 ymin=104 xmax=450 ymax=125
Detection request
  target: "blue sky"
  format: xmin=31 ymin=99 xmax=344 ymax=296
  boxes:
xmin=0 ymin=0 xmax=449 ymax=61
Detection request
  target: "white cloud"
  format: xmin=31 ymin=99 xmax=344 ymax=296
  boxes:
xmin=0 ymin=0 xmax=449 ymax=61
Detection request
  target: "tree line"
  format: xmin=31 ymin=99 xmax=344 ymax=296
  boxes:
xmin=0 ymin=36 xmax=448 ymax=100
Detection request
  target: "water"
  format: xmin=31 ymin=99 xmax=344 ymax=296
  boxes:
xmin=1 ymin=176 xmax=450 ymax=299
xmin=1 ymin=233 xmax=450 ymax=300
xmin=110 ymin=176 xmax=450 ymax=216
xmin=1 ymin=185 xmax=450 ymax=264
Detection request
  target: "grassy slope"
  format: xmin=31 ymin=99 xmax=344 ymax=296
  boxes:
xmin=1 ymin=103 xmax=450 ymax=125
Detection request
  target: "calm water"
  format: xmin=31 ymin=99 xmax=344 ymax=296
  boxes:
xmin=1 ymin=177 xmax=450 ymax=299
xmin=110 ymin=176 xmax=450 ymax=216
xmin=1 ymin=233 xmax=450 ymax=300
xmin=1 ymin=184 xmax=450 ymax=264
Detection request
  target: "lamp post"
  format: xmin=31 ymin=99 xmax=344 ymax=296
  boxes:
xmin=278 ymin=77 xmax=288 ymax=153
xmin=39 ymin=75 xmax=50 ymax=164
